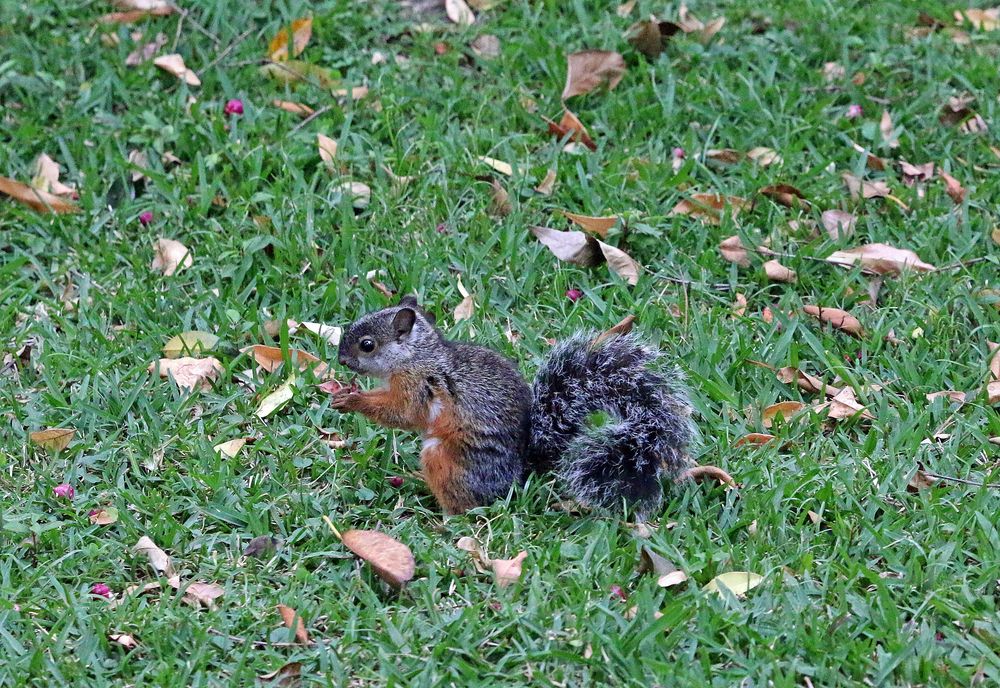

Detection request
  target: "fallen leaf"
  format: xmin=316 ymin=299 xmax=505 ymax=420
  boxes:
xmin=813 ymin=386 xmax=874 ymax=421
xmin=822 ymin=62 xmax=846 ymax=82
xmin=807 ymin=510 xmax=823 ymax=525
xmin=89 ymin=507 xmax=119 ymax=525
xmin=705 ymin=148 xmax=743 ymax=166
xmin=939 ymin=170 xmax=966 ymax=204
xmin=268 ymin=17 xmax=312 ymax=62
xmin=825 ymin=244 xmax=935 ymax=276
xmin=676 ymin=4 xmax=726 ymax=42
xmin=454 ymin=278 xmax=475 ymax=322
xmin=592 ymin=314 xmax=636 ymax=348
xmin=988 ymin=380 xmax=1000 ymax=405
xmin=703 ymin=571 xmax=764 ymax=597
xmin=486 ymin=177 xmax=512 ymax=217
xmin=534 ymin=168 xmax=556 ymax=195
xmin=478 ymin=156 xmax=513 ymax=176
xmin=925 ymin=390 xmax=967 ymax=404
xmin=880 ymin=110 xmax=900 ymax=148
xmin=616 ymin=0 xmax=636 ymax=17
xmin=272 ymin=100 xmax=315 ymax=117
xmin=134 ymin=535 xmax=176 ymax=580
xmin=300 ymin=322 xmax=342 ymax=345
xmin=31 ymin=154 xmax=76 ymax=196
xmin=734 ymin=433 xmax=776 ymax=447
xmin=759 ymin=184 xmax=806 ymax=208
xmin=719 ymin=235 xmax=751 ymax=267
xmin=821 ymin=210 xmax=856 ymax=240
xmin=731 ymin=292 xmax=747 ymax=317
xmin=530 ymin=226 xmax=602 ymax=266
xmin=256 ymin=378 xmax=296 ymax=418
xmin=163 ymin=331 xmax=219 ymax=359
xmin=182 ymin=581 xmax=224 ymax=609
xmin=108 ymin=633 xmax=138 ymax=650
xmin=762 ymin=401 xmax=806 ymax=428
xmin=148 ymin=357 xmax=223 ymax=392
xmin=259 ymin=662 xmax=302 ymax=687
xmin=680 ymin=465 xmax=737 ymax=487
xmin=491 ymin=551 xmax=527 ymax=588
xmin=907 ymin=467 xmax=937 ymax=492
xmin=317 ymin=134 xmax=337 ymax=168
xmin=562 ymin=50 xmax=626 ymax=99
xmin=670 ymin=194 xmax=748 ymax=225
xmin=29 ymin=428 xmax=75 ymax=452
xmin=776 ymin=367 xmax=841 ymax=397
xmin=214 ymin=438 xmax=246 ymax=458
xmin=260 ymin=60 xmax=337 ymax=88
xmin=746 ymin=147 xmax=782 ymax=166
xmin=125 ymin=31 xmax=168 ymax=66
xmin=988 ymin=342 xmax=999 ymax=381
xmin=335 ymin=181 xmax=371 ymax=210
xmin=470 ymin=34 xmax=501 ymax=59
xmin=445 ymin=0 xmax=475 ymax=25
xmin=341 ymin=529 xmax=415 ymax=588
xmin=599 ymin=242 xmax=641 ymax=285
xmin=243 ymin=345 xmax=327 ymax=375
xmin=842 ymin=173 xmax=890 ymax=200
xmin=276 ymin=604 xmax=311 ymax=644
xmin=956 ymin=8 xmax=1000 ymax=31
xmin=153 ymin=54 xmax=200 ymax=86
xmin=544 ymin=109 xmax=596 ymax=150
xmin=803 ymin=305 xmax=864 ymax=336
xmin=898 ymin=160 xmax=935 ymax=185
xmin=561 ymin=210 xmax=618 ymax=237
xmin=100 ymin=0 xmax=173 ymax=22
xmin=151 ymin=238 xmax=193 ymax=276
xmin=763 ymin=260 xmax=796 ymax=283
xmin=0 ymin=176 xmax=78 ymax=213
xmin=244 ymin=535 xmax=280 ymax=558
xmin=331 ymin=85 xmax=369 ymax=101
xmin=624 ymin=18 xmax=680 ymax=59
xmin=637 ymin=545 xmax=678 ymax=578
xmin=658 ymin=570 xmax=688 ymax=588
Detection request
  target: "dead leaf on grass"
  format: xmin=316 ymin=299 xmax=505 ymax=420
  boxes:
xmin=89 ymin=507 xmax=119 ymax=525
xmin=544 ymin=109 xmax=597 ymax=150
xmin=243 ymin=345 xmax=326 ymax=375
xmin=746 ymin=147 xmax=782 ymax=166
xmin=907 ymin=467 xmax=937 ymax=492
xmin=825 ymin=243 xmax=935 ymax=275
xmin=273 ymin=100 xmax=315 ymax=117
xmin=671 ymin=194 xmax=748 ymax=225
xmin=534 ymin=168 xmax=556 ymax=195
xmin=153 ymin=54 xmax=200 ymax=86
xmin=29 ymin=428 xmax=75 ymax=452
xmin=759 ymin=184 xmax=806 ymax=208
xmin=561 ymin=210 xmax=618 ymax=237
xmin=485 ymin=177 xmax=512 ymax=217
xmin=259 ymin=661 xmax=302 ymax=687
xmin=925 ymin=390 xmax=967 ymax=404
xmin=813 ymin=387 xmax=874 ymax=421
xmin=134 ymin=535 xmax=177 ymax=582
xmin=32 ymin=154 xmax=77 ymax=197
xmin=317 ymin=134 xmax=337 ymax=168
xmin=108 ymin=633 xmax=139 ymax=650
xmin=276 ymin=604 xmax=311 ymax=644
xmin=182 ymin=581 xmax=224 ymax=609
xmin=842 ymin=173 xmax=890 ymax=200
xmin=213 ymin=438 xmax=246 ymax=458
xmin=340 ymin=529 xmax=416 ymax=588
xmin=719 ymin=235 xmax=751 ymax=267
xmin=163 ymin=331 xmax=219 ymax=358
xmin=703 ymin=571 xmax=763 ymax=597
xmin=268 ymin=17 xmax=312 ymax=62
xmin=880 ymin=110 xmax=900 ymax=148
xmin=478 ymin=156 xmax=514 ymax=176
xmin=470 ymin=34 xmax=501 ymax=58
xmin=446 ymin=0 xmax=475 ymax=25
xmin=125 ymin=31 xmax=168 ymax=66
xmin=624 ymin=18 xmax=681 ymax=59
xmin=803 ymin=305 xmax=863 ymax=336
xmin=821 ymin=210 xmax=856 ymax=240
xmin=256 ymin=377 xmax=296 ymax=419
xmin=761 ymin=401 xmax=806 ymax=428
xmin=454 ymin=277 xmax=475 ymax=322
xmin=148 ymin=357 xmax=223 ymax=392
xmin=939 ymin=170 xmax=966 ymax=204
xmin=955 ymin=8 xmax=1000 ymax=31
xmin=0 ymin=176 xmax=78 ymax=214
xmin=776 ymin=367 xmax=841 ymax=397
xmin=491 ymin=551 xmax=527 ymax=588
xmin=151 ymin=238 xmax=193 ymax=276
xmin=562 ymin=50 xmax=626 ymax=99
xmin=734 ymin=433 xmax=776 ymax=447
xmin=763 ymin=260 xmax=796 ymax=283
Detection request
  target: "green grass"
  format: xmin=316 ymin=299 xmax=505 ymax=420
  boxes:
xmin=2 ymin=0 xmax=1000 ymax=685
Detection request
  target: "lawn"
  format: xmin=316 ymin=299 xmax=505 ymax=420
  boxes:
xmin=2 ymin=0 xmax=999 ymax=685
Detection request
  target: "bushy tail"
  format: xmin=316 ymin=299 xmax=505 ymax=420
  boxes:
xmin=527 ymin=332 xmax=695 ymax=515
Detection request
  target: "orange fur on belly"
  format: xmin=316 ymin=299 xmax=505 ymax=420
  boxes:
xmin=420 ymin=395 xmax=475 ymax=514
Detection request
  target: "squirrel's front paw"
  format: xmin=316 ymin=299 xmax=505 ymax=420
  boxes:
xmin=329 ymin=391 xmax=362 ymax=411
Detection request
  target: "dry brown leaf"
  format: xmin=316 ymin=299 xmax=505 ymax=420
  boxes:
xmin=153 ymin=54 xmax=200 ymax=86
xmin=925 ymin=390 xmax=967 ymax=404
xmin=100 ymin=1 xmax=173 ymax=22
xmin=32 ymin=154 xmax=76 ymax=196
xmin=530 ymin=226 xmax=602 ymax=266
xmin=624 ymin=19 xmax=679 ymax=59
xmin=544 ymin=109 xmax=597 ymax=151
xmin=803 ymin=305 xmax=864 ymax=337
xmin=134 ymin=535 xmax=176 ymax=580
xmin=956 ymin=8 xmax=1000 ymax=31
xmin=731 ymin=292 xmax=747 ymax=317
xmin=759 ymin=184 xmax=806 ymax=208
xmin=706 ymin=148 xmax=743 ymax=165
xmin=317 ymin=134 xmax=337 ymax=168
xmin=591 ymin=315 xmax=637 ymax=349
xmin=734 ymin=433 xmax=776 ymax=447
xmin=671 ymin=193 xmax=747 ymax=225
xmin=89 ymin=508 xmax=119 ymax=525
xmin=776 ymin=367 xmax=841 ymax=397
xmin=213 ymin=438 xmax=246 ymax=458
xmin=259 ymin=662 xmax=302 ymax=687
xmin=108 ymin=633 xmax=139 ymax=650
xmin=268 ymin=17 xmax=312 ymax=62
xmin=825 ymin=243 xmax=935 ymax=276
xmin=939 ymin=170 xmax=966 ymax=204
xmin=907 ymin=467 xmax=937 ymax=492
xmin=273 ymin=100 xmax=315 ymax=117
xmin=763 ymin=260 xmax=796 ymax=283
xmin=677 ymin=4 xmax=726 ymax=42
xmin=29 ymin=428 xmax=75 ymax=452
xmin=454 ymin=277 xmax=475 ymax=322
xmin=880 ymin=110 xmax=900 ymax=148
xmin=679 ymin=465 xmax=736 ymax=487
xmin=719 ymin=235 xmax=750 ymax=267
xmin=747 ymin=147 xmax=782 ymax=166
xmin=470 ymin=34 xmax=501 ymax=59
xmin=762 ymin=401 xmax=806 ymax=428
xmin=151 ymin=238 xmax=193 ymax=276
xmin=478 ymin=156 xmax=514 ymax=176
xmin=821 ymin=210 xmax=856 ymax=240
xmin=446 ymin=0 xmax=475 ymax=25
xmin=148 ymin=357 xmax=223 ymax=392
xmin=813 ymin=387 xmax=874 ymax=421
xmin=0 ymin=176 xmax=78 ymax=214
xmin=242 ymin=345 xmax=327 ymax=376
xmin=276 ymin=604 xmax=311 ymax=644
xmin=562 ymin=50 xmax=626 ymax=99
xmin=341 ymin=529 xmax=415 ymax=588
xmin=534 ymin=168 xmax=556 ymax=196
xmin=486 ymin=178 xmax=512 ymax=217
xmin=842 ymin=173 xmax=890 ymax=200
xmin=125 ymin=31 xmax=168 ymax=66
xmin=637 ymin=545 xmax=677 ymax=579
xmin=598 ymin=241 xmax=641 ymax=285
xmin=988 ymin=342 xmax=999 ymax=381
xmin=822 ymin=62 xmax=846 ymax=82
xmin=491 ymin=551 xmax=527 ymax=588
xmin=616 ymin=0 xmax=637 ymax=17
xmin=899 ymin=160 xmax=935 ymax=185
xmin=561 ymin=211 xmax=617 ymax=237
xmin=985 ymin=379 xmax=1000 ymax=404
xmin=182 ymin=581 xmax=224 ymax=609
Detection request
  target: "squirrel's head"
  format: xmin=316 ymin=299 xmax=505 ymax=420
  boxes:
xmin=338 ymin=295 xmax=439 ymax=378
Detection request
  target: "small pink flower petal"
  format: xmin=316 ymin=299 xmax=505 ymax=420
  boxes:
xmin=565 ymin=288 xmax=584 ymax=302
xmin=609 ymin=584 xmax=628 ymax=602
xmin=388 ymin=476 xmax=404 ymax=488
xmin=139 ymin=210 xmax=154 ymax=225
xmin=90 ymin=583 xmax=112 ymax=598
xmin=672 ymin=147 xmax=685 ymax=159
xmin=53 ymin=483 xmax=74 ymax=499
xmin=845 ymin=104 xmax=862 ymax=119
xmin=224 ymin=99 xmax=244 ymax=116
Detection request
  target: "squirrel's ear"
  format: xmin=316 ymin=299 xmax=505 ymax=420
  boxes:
xmin=392 ymin=307 xmax=416 ymax=337
xmin=398 ymin=295 xmax=419 ymax=308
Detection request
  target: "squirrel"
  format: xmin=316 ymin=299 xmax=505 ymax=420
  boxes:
xmin=329 ymin=295 xmax=697 ymax=516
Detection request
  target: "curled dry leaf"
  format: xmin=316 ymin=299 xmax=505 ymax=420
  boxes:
xmin=939 ymin=170 xmax=966 ymax=204
xmin=268 ymin=17 xmax=312 ymax=62
xmin=276 ymin=604 xmax=311 ymax=644
xmin=899 ymin=160 xmax=935 ymax=185
xmin=317 ymin=134 xmax=337 ymax=168
xmin=842 ymin=173 xmax=890 ymax=200
xmin=880 ymin=110 xmax=900 ymax=148
xmin=719 ymin=235 xmax=750 ymax=267
xmin=678 ymin=465 xmax=736 ymax=487
xmin=956 ymin=8 xmax=1000 ymax=31
xmin=446 ymin=0 xmax=475 ymax=25
xmin=624 ymin=18 xmax=681 ymax=59
xmin=163 ymin=331 xmax=218 ymax=359
xmin=213 ymin=438 xmax=246 ymax=458
xmin=0 ymin=176 xmax=78 ymax=214
xmin=491 ymin=551 xmax=527 ymax=588
xmin=907 ymin=467 xmax=937 ymax=492
xmin=803 ymin=305 xmax=863 ymax=337
xmin=470 ymin=34 xmax=501 ymax=59
xmin=256 ymin=378 xmax=296 ymax=419
xmin=148 ymin=357 xmax=223 ymax=392
xmin=821 ymin=210 xmax=856 ymax=240
xmin=706 ymin=148 xmax=743 ymax=166
xmin=259 ymin=662 xmax=302 ymax=686
xmin=677 ymin=4 xmax=726 ymax=42
xmin=486 ymin=177 xmax=512 ymax=217
xmin=731 ymin=292 xmax=748 ymax=317
xmin=151 ymin=238 xmax=193 ymax=276
xmin=762 ymin=401 xmax=806 ymax=428
xmin=182 ymin=581 xmax=224 ymax=609
xmin=746 ymin=147 xmax=782 ymax=166
xmin=273 ymin=100 xmax=315 ymax=117
xmin=243 ymin=345 xmax=327 ymax=376
xmin=703 ymin=571 xmax=764 ymax=597
xmin=562 ymin=50 xmax=626 ymax=99
xmin=300 ymin=322 xmax=342 ymax=346
xmin=561 ymin=211 xmax=617 ymax=237
xmin=592 ymin=314 xmax=636 ymax=349
xmin=776 ymin=367 xmax=841 ymax=397
xmin=670 ymin=194 xmax=747 ymax=225
xmin=478 ymin=156 xmax=514 ymax=176
xmin=454 ymin=277 xmax=475 ymax=322
xmin=763 ymin=260 xmax=796 ymax=283
xmin=825 ymin=243 xmax=935 ymax=276
xmin=759 ymin=184 xmax=806 ymax=208
xmin=89 ymin=507 xmax=119 ymax=525
xmin=108 ymin=633 xmax=138 ymax=650
xmin=134 ymin=535 xmax=176 ymax=580
xmin=813 ymin=387 xmax=874 ymax=421
xmin=534 ymin=168 xmax=556 ymax=196
xmin=32 ymin=154 xmax=76 ymax=196
xmin=637 ymin=545 xmax=678 ymax=579
xmin=29 ymin=428 xmax=75 ymax=452
xmin=126 ymin=31 xmax=168 ymax=66
xmin=734 ymin=433 xmax=776 ymax=447
xmin=544 ymin=110 xmax=596 ymax=151
xmin=153 ymin=54 xmax=200 ymax=86
xmin=988 ymin=380 xmax=1000 ymax=405
xmin=530 ymin=226 xmax=641 ymax=285
xmin=926 ymin=390 xmax=967 ymax=404
xmin=341 ymin=529 xmax=416 ymax=588
xmin=616 ymin=0 xmax=637 ymax=17
xmin=336 ymin=181 xmax=371 ymax=210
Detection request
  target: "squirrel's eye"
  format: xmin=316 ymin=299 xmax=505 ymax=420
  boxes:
xmin=359 ymin=338 xmax=377 ymax=353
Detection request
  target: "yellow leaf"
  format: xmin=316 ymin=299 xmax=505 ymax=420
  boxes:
xmin=256 ymin=378 xmax=295 ymax=418
xmin=268 ymin=17 xmax=313 ymax=62
xmin=213 ymin=439 xmax=246 ymax=458
xmin=162 ymin=331 xmax=219 ymax=359
xmin=703 ymin=571 xmax=764 ymax=596
xmin=29 ymin=428 xmax=75 ymax=452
